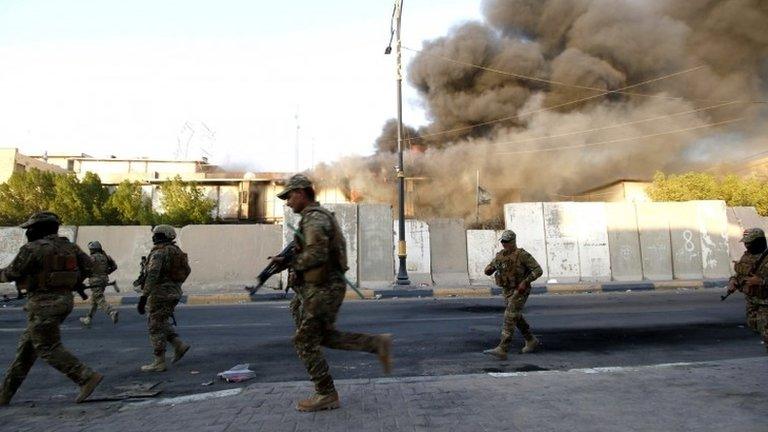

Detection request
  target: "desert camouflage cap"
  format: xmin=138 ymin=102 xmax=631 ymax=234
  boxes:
xmin=19 ymin=211 xmax=61 ymax=228
xmin=740 ymin=227 xmax=765 ymax=243
xmin=277 ymin=174 xmax=313 ymax=200
xmin=152 ymin=224 xmax=177 ymax=240
xmin=500 ymin=230 xmax=516 ymax=243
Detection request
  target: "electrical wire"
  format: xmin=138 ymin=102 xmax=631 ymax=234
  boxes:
xmin=496 ymin=118 xmax=744 ymax=155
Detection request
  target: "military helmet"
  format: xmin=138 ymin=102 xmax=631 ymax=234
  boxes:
xmin=152 ymin=224 xmax=177 ymax=240
xmin=277 ymin=174 xmax=313 ymax=200
xmin=500 ymin=230 xmax=516 ymax=243
xmin=740 ymin=228 xmax=765 ymax=243
xmin=19 ymin=212 xmax=61 ymax=229
xmin=87 ymin=241 xmax=103 ymax=251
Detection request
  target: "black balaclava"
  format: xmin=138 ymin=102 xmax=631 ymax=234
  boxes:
xmin=25 ymin=221 xmax=59 ymax=242
xmin=152 ymin=233 xmax=172 ymax=245
xmin=746 ymin=237 xmax=767 ymax=255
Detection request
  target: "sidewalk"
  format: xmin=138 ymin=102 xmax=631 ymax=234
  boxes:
xmin=1 ymin=357 xmax=765 ymax=431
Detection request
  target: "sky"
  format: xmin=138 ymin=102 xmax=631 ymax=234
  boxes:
xmin=0 ymin=0 xmax=482 ymax=172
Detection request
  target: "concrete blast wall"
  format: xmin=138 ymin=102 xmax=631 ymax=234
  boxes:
xmin=605 ymin=202 xmax=643 ymax=281
xmin=695 ymin=201 xmax=731 ymax=279
xmin=636 ymin=202 xmax=674 ymax=280
xmin=177 ymin=224 xmax=282 ymax=292
xmin=466 ymin=230 xmax=503 ymax=285
xmin=358 ymin=204 xmax=394 ymax=288
xmin=664 ymin=202 xmax=704 ymax=280
xmin=428 ymin=219 xmax=469 ymax=286
xmin=574 ymin=202 xmax=611 ymax=282
xmin=394 ymin=220 xmax=432 ymax=285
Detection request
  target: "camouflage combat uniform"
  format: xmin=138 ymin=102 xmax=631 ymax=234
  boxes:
xmin=84 ymin=249 xmax=118 ymax=321
xmin=485 ymin=235 xmax=543 ymax=354
xmin=290 ymin=202 xmax=385 ymax=396
xmin=730 ymin=251 xmax=762 ymax=332
xmin=745 ymin=257 xmax=768 ymax=350
xmin=0 ymin=233 xmax=100 ymax=403
xmin=142 ymin=241 xmax=186 ymax=358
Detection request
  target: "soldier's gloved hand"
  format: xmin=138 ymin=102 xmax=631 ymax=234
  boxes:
xmin=727 ymin=279 xmax=739 ymax=293
xmin=137 ymin=295 xmax=148 ymax=315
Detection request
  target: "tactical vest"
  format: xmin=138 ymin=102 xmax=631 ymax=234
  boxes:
xmin=32 ymin=237 xmax=81 ymax=293
xmin=493 ymin=249 xmax=528 ymax=288
xmin=298 ymin=206 xmax=348 ymax=284
xmin=733 ymin=253 xmax=759 ymax=286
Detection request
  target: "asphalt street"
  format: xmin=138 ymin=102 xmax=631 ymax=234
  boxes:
xmin=0 ymin=289 xmax=763 ymax=405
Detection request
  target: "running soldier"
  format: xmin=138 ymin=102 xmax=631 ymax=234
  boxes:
xmin=136 ymin=225 xmax=191 ymax=372
xmin=277 ymin=174 xmax=392 ymax=412
xmin=0 ymin=212 xmax=103 ymax=405
xmin=483 ymin=230 xmax=543 ymax=360
xmin=79 ymin=241 xmax=119 ymax=327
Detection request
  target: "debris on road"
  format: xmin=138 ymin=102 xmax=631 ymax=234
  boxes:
xmin=218 ymin=364 xmax=256 ymax=383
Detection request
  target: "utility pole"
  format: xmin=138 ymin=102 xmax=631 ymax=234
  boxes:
xmin=386 ymin=0 xmax=411 ymax=286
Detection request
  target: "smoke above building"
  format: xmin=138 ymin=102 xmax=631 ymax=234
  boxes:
xmin=315 ymin=0 xmax=768 ymax=222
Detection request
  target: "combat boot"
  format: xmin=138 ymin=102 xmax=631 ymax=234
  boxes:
xmin=110 ymin=310 xmax=119 ymax=324
xmin=76 ymin=372 xmax=103 ymax=403
xmin=296 ymin=392 xmax=340 ymax=412
xmin=140 ymin=355 xmax=167 ymax=372
xmin=171 ymin=338 xmax=190 ymax=364
xmin=521 ymin=337 xmax=540 ymax=354
xmin=79 ymin=316 xmax=92 ymax=327
xmin=483 ymin=346 xmax=508 ymax=361
xmin=376 ymin=334 xmax=393 ymax=374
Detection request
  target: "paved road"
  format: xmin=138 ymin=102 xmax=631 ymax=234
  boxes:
xmin=0 ymin=289 xmax=762 ymax=404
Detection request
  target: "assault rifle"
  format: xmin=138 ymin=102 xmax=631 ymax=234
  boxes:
xmin=245 ymin=241 xmax=297 ymax=295
xmin=133 ymin=256 xmax=148 ymax=293
xmin=275 ymin=223 xmax=365 ymax=299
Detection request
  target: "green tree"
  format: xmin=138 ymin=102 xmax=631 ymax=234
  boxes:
xmin=106 ymin=180 xmax=156 ymax=225
xmin=51 ymin=172 xmax=115 ymax=225
xmin=0 ymin=168 xmax=57 ymax=225
xmin=157 ymin=176 xmax=215 ymax=226
xmin=648 ymin=171 xmax=768 ymax=216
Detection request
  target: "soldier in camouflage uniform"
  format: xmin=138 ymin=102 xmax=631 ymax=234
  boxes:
xmin=742 ymin=230 xmax=768 ymax=354
xmin=79 ymin=241 xmax=119 ymax=327
xmin=277 ymin=174 xmax=392 ymax=412
xmin=0 ymin=212 xmax=103 ymax=405
xmin=727 ymin=228 xmax=767 ymax=333
xmin=136 ymin=225 xmax=191 ymax=372
xmin=483 ymin=230 xmax=543 ymax=360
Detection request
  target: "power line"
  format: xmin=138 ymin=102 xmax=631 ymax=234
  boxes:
xmin=401 ymin=65 xmax=707 ymax=143
xmin=488 ymin=100 xmax=741 ymax=149
xmin=497 ymin=118 xmax=744 ymax=155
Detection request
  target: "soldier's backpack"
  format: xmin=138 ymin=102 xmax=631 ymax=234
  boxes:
xmin=168 ymin=246 xmax=191 ymax=283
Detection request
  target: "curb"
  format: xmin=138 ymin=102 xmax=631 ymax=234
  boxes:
xmin=9 ymin=279 xmax=730 ymax=309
